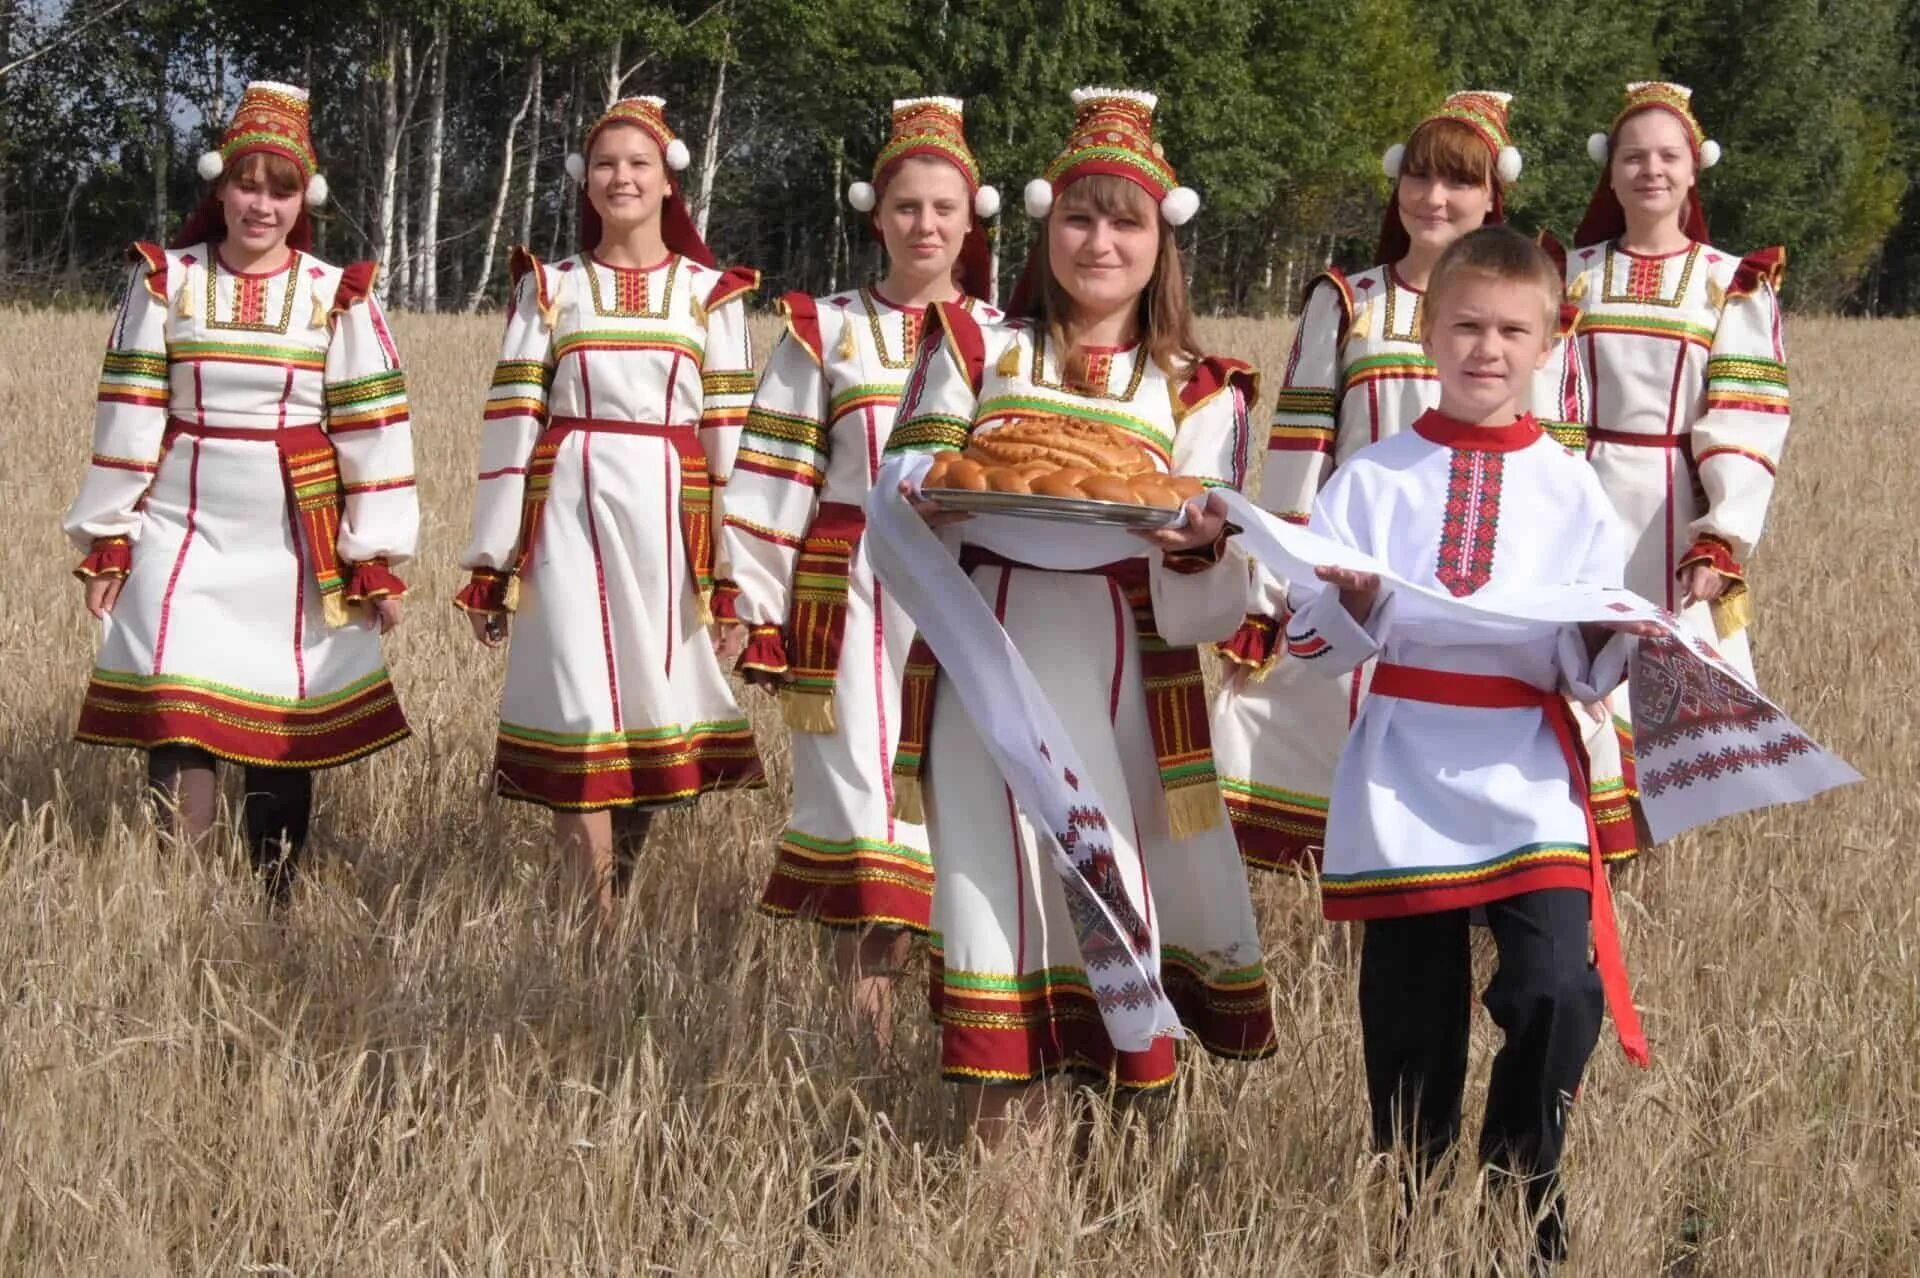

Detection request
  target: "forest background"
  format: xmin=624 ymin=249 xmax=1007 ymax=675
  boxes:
xmin=0 ymin=0 xmax=1914 ymax=314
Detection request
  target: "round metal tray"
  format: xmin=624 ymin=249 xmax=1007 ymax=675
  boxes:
xmin=922 ymin=487 xmax=1185 ymax=530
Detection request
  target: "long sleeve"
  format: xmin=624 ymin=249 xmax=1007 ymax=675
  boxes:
xmin=456 ymin=252 xmax=552 ymax=611
xmin=325 ymin=266 xmax=417 ymax=593
xmin=1533 ymin=301 xmax=1590 ymax=454
xmin=1261 ymin=276 xmax=1348 ymax=525
xmin=1281 ymin=467 xmax=1383 ymax=680
xmin=1683 ymin=248 xmax=1790 ymax=577
xmin=1153 ymin=361 xmax=1259 ymax=646
xmin=64 ymin=244 xmax=172 ymax=569
xmin=716 ymin=296 xmax=829 ymax=631
xmin=1556 ymin=473 xmax=1632 ymax=699
xmin=698 ymin=266 xmax=760 ymax=529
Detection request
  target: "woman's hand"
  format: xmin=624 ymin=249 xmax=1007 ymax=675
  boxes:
xmin=84 ymin=576 xmax=123 ymax=620
xmin=900 ymin=479 xmax=972 ymax=528
xmin=468 ymin=611 xmax=509 ymax=648
xmin=369 ymin=597 xmax=404 ymax=634
xmin=711 ymin=620 xmax=748 ymax=663
xmin=1314 ymin=565 xmax=1380 ymax=623
xmin=1138 ymin=491 xmax=1230 ymax=554
xmin=1680 ymin=563 xmax=1727 ymax=606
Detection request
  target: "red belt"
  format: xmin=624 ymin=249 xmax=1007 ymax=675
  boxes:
xmin=545 ymin=415 xmax=696 ymax=439
xmin=1369 ymin=662 xmax=1648 ymax=1067
xmin=165 ymin=417 xmax=326 ymax=445
xmin=1588 ymin=428 xmax=1686 ymax=448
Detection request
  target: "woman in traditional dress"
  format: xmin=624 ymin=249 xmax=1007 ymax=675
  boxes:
xmin=885 ymin=88 xmax=1275 ymax=1141
xmin=64 ymin=81 xmax=415 ymax=902
xmin=715 ymin=98 xmax=1001 ymax=1050
xmin=1210 ymin=92 xmax=1533 ymax=874
xmin=1556 ymin=82 xmax=1789 ymax=859
xmin=456 ymin=97 xmax=764 ymax=922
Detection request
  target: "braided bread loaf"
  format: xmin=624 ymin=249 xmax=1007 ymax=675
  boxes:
xmin=923 ymin=416 xmax=1206 ymax=509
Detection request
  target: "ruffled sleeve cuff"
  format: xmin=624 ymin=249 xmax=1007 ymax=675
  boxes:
xmin=1677 ymin=534 xmax=1744 ymax=583
xmin=709 ymin=579 xmax=742 ymax=624
xmin=344 ymin=558 xmax=408 ymax=604
xmin=738 ymin=624 xmax=790 ymax=676
xmin=74 ymin=536 xmax=132 ymax=582
xmin=454 ymin=567 xmax=514 ymax=615
xmin=1161 ymin=519 xmax=1243 ymax=575
xmin=1216 ymin=613 xmax=1281 ymax=673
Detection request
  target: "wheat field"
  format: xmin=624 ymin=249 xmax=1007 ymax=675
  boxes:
xmin=0 ymin=304 xmax=1908 ymax=1275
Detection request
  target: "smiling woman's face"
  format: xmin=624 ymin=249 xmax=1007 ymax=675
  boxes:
xmin=587 ymin=123 xmax=669 ymax=236
xmin=1610 ymin=109 xmax=1698 ymax=236
xmin=1046 ymin=179 xmax=1159 ymax=317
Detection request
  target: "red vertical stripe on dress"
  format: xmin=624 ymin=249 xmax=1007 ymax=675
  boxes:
xmin=153 ymin=442 xmax=201 ymax=674
xmin=581 ymin=433 xmax=623 ymax=731
xmin=1662 ymin=344 xmax=1688 ymax=611
xmin=991 ymin=566 xmax=1025 ymax=978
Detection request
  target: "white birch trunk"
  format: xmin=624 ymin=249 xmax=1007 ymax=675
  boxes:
xmin=828 ymin=141 xmax=843 ymax=293
xmin=375 ymin=22 xmax=401 ymax=284
xmin=691 ymin=42 xmax=727 ymax=240
xmin=416 ymin=22 xmax=447 ymax=312
xmin=516 ymin=52 xmax=543 ymax=251
xmin=465 ymin=55 xmax=539 ymax=313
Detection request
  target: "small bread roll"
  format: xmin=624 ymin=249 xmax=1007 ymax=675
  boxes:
xmin=945 ymin=457 xmax=989 ymax=491
xmin=1080 ymin=473 xmax=1142 ymax=504
xmin=985 ymin=466 xmax=1034 ymax=494
xmin=924 ymin=452 xmax=957 ymax=488
xmin=1130 ymin=476 xmax=1183 ymax=509
xmin=1048 ymin=467 xmax=1093 ymax=488
xmin=1031 ymin=472 xmax=1088 ymax=499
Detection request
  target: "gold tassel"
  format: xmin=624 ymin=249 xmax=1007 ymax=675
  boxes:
xmin=691 ymin=292 xmax=709 ymax=327
xmin=695 ymin=589 xmax=714 ymax=626
xmin=781 ymin=689 xmax=838 ymax=735
xmin=176 ymin=276 xmax=195 ymax=319
xmin=537 ymin=298 xmax=557 ymax=331
xmin=1346 ymin=299 xmax=1373 ymax=340
xmin=1163 ymin=782 xmax=1223 ymax=842
xmin=836 ymin=322 xmax=857 ymax=362
xmin=1707 ymin=277 xmax=1727 ymax=311
xmin=892 ymin=774 xmax=926 ymax=825
xmin=1711 ymin=582 xmax=1752 ymax=640
xmin=995 ymin=343 xmax=1021 ymax=378
xmin=322 ymin=592 xmax=352 ymax=630
xmin=503 ymin=575 xmax=522 ymax=613
xmin=1566 ymin=273 xmax=1589 ymax=303
xmin=310 ymin=281 xmax=329 ymax=329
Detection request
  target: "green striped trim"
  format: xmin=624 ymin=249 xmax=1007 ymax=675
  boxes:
xmin=498 ymin=717 xmax=751 ymax=748
xmin=1577 ymin=314 xmax=1715 ymax=344
xmin=702 ymin=370 xmax=756 ymax=396
xmin=743 ymin=406 xmax=827 ymax=452
xmin=1543 ymin=421 xmax=1587 ymax=453
xmin=778 ymin=830 xmax=934 ymax=870
xmin=829 ymin=383 xmax=905 ymax=417
xmin=491 ymin=359 xmax=547 ymax=388
xmin=325 ymin=370 xmax=405 ymax=408
xmin=1216 ymin=776 xmax=1330 ymax=814
xmin=553 ymin=329 xmax=704 ymax=361
xmin=1705 ymin=355 xmax=1789 ymax=389
xmin=1345 ymin=352 xmax=1436 ymax=378
xmin=88 ymin=665 xmax=391 ymax=709
xmin=172 ymin=339 xmax=323 ymax=364
xmin=1321 ymin=841 xmax=1587 ymax=890
xmin=1271 ymin=387 xmax=1335 ymax=417
xmin=886 ymin=416 xmax=969 ymax=454
xmin=1045 ymin=144 xmax=1173 ymax=192
xmin=102 ymin=349 xmax=168 ymax=381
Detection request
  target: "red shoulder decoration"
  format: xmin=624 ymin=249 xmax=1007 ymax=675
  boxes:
xmin=1180 ymin=354 xmax=1261 ymax=419
xmin=1556 ymin=301 xmax=1582 ymax=342
xmin=922 ymin=299 xmax=987 ymax=392
xmin=1728 ymin=246 xmax=1787 ymax=301
xmin=331 ymin=261 xmax=379 ymax=316
xmin=705 ymin=265 xmax=762 ymax=313
xmin=129 ymin=241 xmax=168 ymax=305
xmin=778 ymin=291 xmax=824 ymax=366
xmin=1308 ymin=267 xmax=1354 ymax=325
xmin=1537 ymin=230 xmax=1568 ymax=279
xmin=507 ymin=245 xmax=552 ymax=322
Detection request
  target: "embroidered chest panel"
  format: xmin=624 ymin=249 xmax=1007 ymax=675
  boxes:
xmin=975 ymin=333 xmax=1177 ymax=468
xmin=1433 ymin=449 xmax=1505 ymax=596
xmin=1342 ymin=269 xmax=1436 ymax=392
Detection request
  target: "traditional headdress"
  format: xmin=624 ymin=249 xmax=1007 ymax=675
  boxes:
xmin=1376 ymin=90 xmax=1520 ymax=265
xmin=844 ymin=96 xmax=1000 ymax=300
xmin=175 ymin=81 xmax=327 ymax=252
xmin=1575 ymin=82 xmax=1719 ymax=247
xmin=1022 ymin=88 xmax=1199 ymax=227
xmin=564 ymin=96 xmax=715 ymax=267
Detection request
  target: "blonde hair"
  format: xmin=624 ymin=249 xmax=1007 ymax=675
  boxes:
xmin=1427 ymin=225 xmax=1561 ymax=327
xmin=1020 ymin=174 xmax=1202 ymax=384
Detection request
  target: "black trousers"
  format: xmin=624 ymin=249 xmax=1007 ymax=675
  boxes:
xmin=1358 ymin=887 xmax=1603 ymax=1258
xmin=148 ymin=745 xmax=314 ymax=901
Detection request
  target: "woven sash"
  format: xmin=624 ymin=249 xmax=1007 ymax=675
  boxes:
xmin=780 ymin=501 xmax=865 ymax=734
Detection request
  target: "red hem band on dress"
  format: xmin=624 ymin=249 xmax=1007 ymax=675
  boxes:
xmin=1224 ymin=802 xmax=1324 ymax=875
xmin=928 ymin=949 xmax=1276 ymax=1091
xmin=492 ymin=724 xmax=766 ymax=811
xmin=75 ymin=668 xmax=410 ymax=769
xmin=756 ymin=833 xmax=935 ymax=934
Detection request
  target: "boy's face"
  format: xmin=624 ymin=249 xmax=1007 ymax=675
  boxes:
xmin=1422 ymin=274 xmax=1555 ymax=423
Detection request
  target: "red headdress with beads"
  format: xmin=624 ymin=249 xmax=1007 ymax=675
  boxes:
xmin=1575 ymin=82 xmax=1719 ymax=248
xmin=845 ymin=96 xmax=1000 ymax=301
xmin=175 ymin=81 xmax=328 ymax=252
xmin=1376 ymin=90 xmax=1522 ymax=265
xmin=565 ymin=96 xmax=715 ymax=267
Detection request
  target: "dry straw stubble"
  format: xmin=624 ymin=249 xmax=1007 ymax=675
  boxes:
xmin=0 ymin=305 xmax=1910 ymax=1274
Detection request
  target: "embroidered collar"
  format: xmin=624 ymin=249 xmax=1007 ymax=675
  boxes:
xmin=1412 ymin=409 xmax=1542 ymax=453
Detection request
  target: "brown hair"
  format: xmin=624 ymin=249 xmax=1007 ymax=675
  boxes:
xmin=1400 ymin=117 xmax=1495 ymax=189
xmin=219 ymin=151 xmax=305 ymax=200
xmin=1021 ymin=173 xmax=1201 ymax=384
xmin=1426 ymin=225 xmax=1562 ymax=327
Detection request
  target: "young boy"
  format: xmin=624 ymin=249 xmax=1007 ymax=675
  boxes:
xmin=1283 ymin=225 xmax=1646 ymax=1263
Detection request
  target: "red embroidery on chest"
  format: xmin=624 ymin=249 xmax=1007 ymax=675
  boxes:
xmin=1625 ymin=254 xmax=1664 ymax=302
xmin=615 ymin=268 xmax=648 ymax=312
xmin=236 ymin=275 xmax=267 ymax=325
xmin=899 ymin=309 xmax=924 ymax=358
xmin=1077 ymin=351 xmax=1113 ymax=395
xmin=1434 ymin=449 xmax=1505 ymax=596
